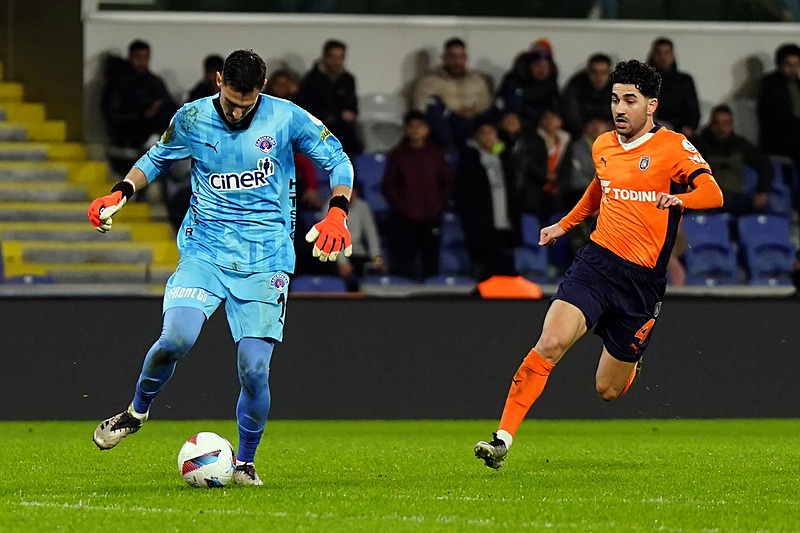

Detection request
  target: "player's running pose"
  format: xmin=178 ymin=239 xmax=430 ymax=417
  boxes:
xmin=89 ymin=50 xmax=353 ymax=484
xmin=475 ymin=59 xmax=723 ymax=469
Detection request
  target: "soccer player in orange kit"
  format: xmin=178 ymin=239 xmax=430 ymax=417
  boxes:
xmin=475 ymin=59 xmax=723 ymax=469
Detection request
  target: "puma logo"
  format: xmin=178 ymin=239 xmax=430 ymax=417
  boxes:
xmin=205 ymin=141 xmax=219 ymax=153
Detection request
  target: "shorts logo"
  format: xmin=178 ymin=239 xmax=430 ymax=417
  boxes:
xmin=270 ymin=273 xmax=289 ymax=292
xmin=255 ymin=135 xmax=276 ymax=154
xmin=639 ymin=156 xmax=651 ymax=171
xmin=654 ymin=301 xmax=662 ymax=317
xmin=320 ymin=127 xmax=332 ymax=142
xmin=167 ymin=286 xmax=209 ymax=303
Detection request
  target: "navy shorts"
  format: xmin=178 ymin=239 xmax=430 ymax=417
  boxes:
xmin=552 ymin=242 xmax=666 ymax=363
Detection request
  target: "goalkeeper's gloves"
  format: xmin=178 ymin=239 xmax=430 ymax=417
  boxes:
xmin=88 ymin=179 xmax=135 ymax=233
xmin=304 ymin=195 xmax=353 ymax=262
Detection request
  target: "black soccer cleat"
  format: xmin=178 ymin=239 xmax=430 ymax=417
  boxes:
xmin=474 ymin=432 xmax=508 ymax=470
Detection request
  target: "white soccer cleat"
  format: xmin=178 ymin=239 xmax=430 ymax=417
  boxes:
xmin=93 ymin=404 xmax=148 ymax=450
xmin=233 ymin=461 xmax=263 ymax=485
xmin=474 ymin=432 xmax=508 ymax=470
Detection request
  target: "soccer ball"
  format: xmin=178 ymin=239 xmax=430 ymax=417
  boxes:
xmin=177 ymin=432 xmax=236 ymax=487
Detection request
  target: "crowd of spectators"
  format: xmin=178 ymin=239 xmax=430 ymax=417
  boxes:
xmin=100 ymin=37 xmax=800 ymax=289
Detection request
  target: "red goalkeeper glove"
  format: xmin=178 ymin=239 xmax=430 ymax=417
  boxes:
xmin=88 ymin=179 xmax=135 ymax=232
xmin=304 ymin=195 xmax=353 ymax=262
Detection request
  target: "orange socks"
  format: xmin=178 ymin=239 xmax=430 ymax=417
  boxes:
xmin=498 ymin=349 xmax=555 ymax=437
xmin=619 ymin=363 xmax=638 ymax=396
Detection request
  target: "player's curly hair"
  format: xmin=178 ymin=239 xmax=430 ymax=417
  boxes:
xmin=610 ymin=59 xmax=661 ymax=99
xmin=222 ymin=49 xmax=266 ymax=93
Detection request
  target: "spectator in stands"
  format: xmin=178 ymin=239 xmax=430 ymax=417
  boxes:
xmin=187 ymin=54 xmax=224 ymax=102
xmin=495 ymin=40 xmax=559 ymax=132
xmin=297 ymin=39 xmax=362 ymax=157
xmin=413 ymin=37 xmax=493 ymax=151
xmin=454 ymin=119 xmax=521 ymax=281
xmin=101 ymin=39 xmax=178 ymax=177
xmin=757 ymin=43 xmax=800 ymax=167
xmin=264 ymin=68 xmax=300 ymax=102
xmin=536 ymin=108 xmax=571 ymax=219
xmin=334 ymin=181 xmax=385 ymax=291
xmin=496 ymin=111 xmax=549 ymax=216
xmin=647 ymin=37 xmax=700 ymax=137
xmin=692 ymin=104 xmax=773 ymax=215
xmin=560 ymin=53 xmax=613 ymax=139
xmin=559 ymin=116 xmax=614 ymax=210
xmin=382 ymin=110 xmax=453 ymax=281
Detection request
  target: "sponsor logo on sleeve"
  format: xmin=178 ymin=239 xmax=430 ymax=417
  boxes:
xmin=682 ymin=139 xmax=698 ymax=153
xmin=320 ymin=127 xmax=332 ymax=142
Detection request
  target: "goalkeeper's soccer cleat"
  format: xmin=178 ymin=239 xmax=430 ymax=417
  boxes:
xmin=474 ymin=433 xmax=508 ymax=470
xmin=233 ymin=461 xmax=263 ymax=485
xmin=92 ymin=404 xmax=148 ymax=450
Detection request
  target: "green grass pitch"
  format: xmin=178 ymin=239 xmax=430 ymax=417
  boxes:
xmin=1 ymin=419 xmax=798 ymax=532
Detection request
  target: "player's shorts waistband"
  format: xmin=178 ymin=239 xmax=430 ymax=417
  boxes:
xmin=584 ymin=242 xmax=661 ymax=278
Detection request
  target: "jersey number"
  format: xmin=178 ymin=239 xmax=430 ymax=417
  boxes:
xmin=634 ymin=319 xmax=656 ymax=345
xmin=277 ymin=292 xmax=286 ymax=325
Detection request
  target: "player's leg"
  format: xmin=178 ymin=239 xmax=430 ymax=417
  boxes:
xmin=595 ymin=346 xmax=639 ymax=401
xmin=233 ymin=337 xmax=275 ymax=486
xmin=475 ymin=299 xmax=588 ymax=469
xmin=93 ymin=307 xmax=207 ymax=450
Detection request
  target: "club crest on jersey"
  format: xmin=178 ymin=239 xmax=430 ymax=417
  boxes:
xmin=270 ymin=273 xmax=289 ymax=292
xmin=255 ymin=135 xmax=276 ymax=154
xmin=209 ymin=157 xmax=274 ymax=192
xmin=638 ymin=156 xmax=651 ymax=171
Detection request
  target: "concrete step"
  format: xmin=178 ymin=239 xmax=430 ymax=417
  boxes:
xmin=1 ymin=240 xmax=179 ymax=265
xmin=0 ymin=82 xmax=24 ymax=102
xmin=0 ymin=102 xmax=46 ymax=123
xmin=0 ymin=201 xmax=151 ymax=222
xmin=0 ymin=142 xmax=86 ymax=161
xmin=1 ymin=261 xmax=174 ymax=284
xmin=0 ymin=221 xmax=172 ymax=242
xmin=0 ymin=182 xmax=90 ymax=202
xmin=0 ymin=121 xmax=66 ymax=142
xmin=0 ymin=162 xmax=69 ymax=182
xmin=0 ymin=124 xmax=26 ymax=141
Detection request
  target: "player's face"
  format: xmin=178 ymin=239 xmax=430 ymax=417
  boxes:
xmin=218 ymin=75 xmax=263 ymax=123
xmin=611 ymin=83 xmax=657 ymax=142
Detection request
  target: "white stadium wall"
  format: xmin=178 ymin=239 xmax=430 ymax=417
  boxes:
xmin=83 ymin=11 xmax=800 ymax=144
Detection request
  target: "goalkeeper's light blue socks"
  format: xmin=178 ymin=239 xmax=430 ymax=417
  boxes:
xmin=235 ymin=337 xmax=275 ymax=463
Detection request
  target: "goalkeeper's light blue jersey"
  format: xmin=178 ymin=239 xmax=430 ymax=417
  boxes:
xmin=134 ymin=93 xmax=354 ymax=274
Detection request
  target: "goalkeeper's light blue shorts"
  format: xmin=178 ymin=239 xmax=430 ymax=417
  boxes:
xmin=163 ymin=256 xmax=290 ymax=343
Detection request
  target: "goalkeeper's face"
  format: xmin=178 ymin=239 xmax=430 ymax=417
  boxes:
xmin=218 ymin=73 xmax=263 ymax=123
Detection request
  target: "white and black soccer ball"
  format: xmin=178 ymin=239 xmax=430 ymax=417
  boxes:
xmin=177 ymin=432 xmax=236 ymax=487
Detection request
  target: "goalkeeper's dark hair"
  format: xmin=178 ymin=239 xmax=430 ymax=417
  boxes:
xmin=609 ymin=59 xmax=661 ymax=99
xmin=222 ymin=49 xmax=266 ymax=94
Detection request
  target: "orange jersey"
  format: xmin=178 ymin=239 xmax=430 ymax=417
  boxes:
xmin=560 ymin=126 xmax=719 ymax=273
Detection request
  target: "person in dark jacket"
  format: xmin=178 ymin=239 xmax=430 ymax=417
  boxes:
xmin=560 ymin=53 xmax=613 ymax=139
xmin=454 ymin=120 xmax=521 ymax=281
xmin=692 ymin=104 xmax=773 ymax=215
xmin=297 ymin=39 xmax=362 ymax=156
xmin=187 ymin=54 xmax=223 ymax=102
xmin=496 ymin=111 xmax=549 ymax=217
xmin=648 ymin=37 xmax=700 ymax=137
xmin=494 ymin=42 xmax=559 ymax=132
xmin=757 ymin=43 xmax=800 ymax=165
xmin=382 ymin=111 xmax=453 ymax=280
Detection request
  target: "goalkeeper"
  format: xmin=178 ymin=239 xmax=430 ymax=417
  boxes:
xmin=89 ymin=49 xmax=353 ymax=485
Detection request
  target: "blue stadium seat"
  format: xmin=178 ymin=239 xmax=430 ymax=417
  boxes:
xmin=546 ymin=211 xmax=572 ymax=269
xmin=361 ymin=275 xmax=414 ymax=286
xmin=354 ymin=153 xmax=389 ymax=213
xmin=290 ymin=275 xmax=346 ymax=293
xmin=520 ymin=214 xmax=541 ymax=247
xmin=737 ymin=214 xmax=796 ymax=285
xmin=440 ymin=211 xmax=465 ymax=248
xmin=740 ymin=163 xmax=792 ymax=217
xmin=681 ymin=214 xmax=739 ymax=285
xmin=439 ymin=244 xmax=471 ymax=275
xmin=423 ymin=275 xmax=475 ymax=286
xmin=514 ymin=245 xmax=550 ymax=283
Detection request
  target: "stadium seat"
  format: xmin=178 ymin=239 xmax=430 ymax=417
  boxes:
xmin=439 ymin=244 xmax=471 ymax=276
xmin=546 ymin=211 xmax=573 ymax=269
xmin=360 ymin=121 xmax=403 ymax=154
xmin=519 ymin=214 xmax=540 ymax=247
xmin=681 ymin=214 xmax=739 ymax=285
xmin=361 ymin=274 xmax=414 ymax=285
xmin=358 ymin=93 xmax=405 ymax=124
xmin=514 ymin=245 xmax=550 ymax=283
xmin=423 ymin=275 xmax=475 ymax=286
xmin=737 ymin=214 xmax=796 ymax=285
xmin=440 ymin=211 xmax=466 ymax=248
xmin=354 ymin=153 xmax=389 ymax=213
xmin=290 ymin=275 xmax=346 ymax=293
